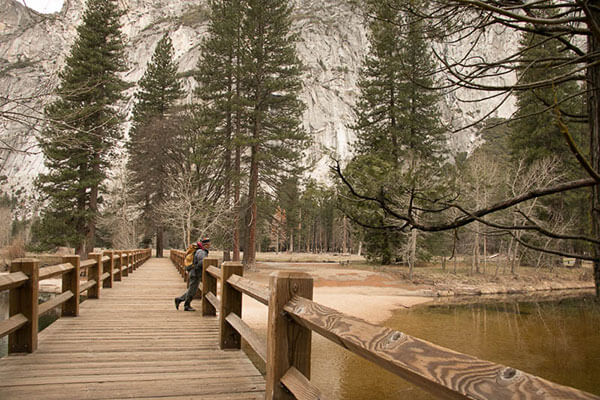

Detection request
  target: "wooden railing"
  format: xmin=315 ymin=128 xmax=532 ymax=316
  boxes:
xmin=169 ymin=250 xmax=599 ymax=400
xmin=0 ymin=249 xmax=151 ymax=354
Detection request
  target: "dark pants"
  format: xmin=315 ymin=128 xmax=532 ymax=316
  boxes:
xmin=176 ymin=269 xmax=201 ymax=306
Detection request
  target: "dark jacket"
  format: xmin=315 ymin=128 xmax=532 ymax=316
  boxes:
xmin=192 ymin=247 xmax=208 ymax=274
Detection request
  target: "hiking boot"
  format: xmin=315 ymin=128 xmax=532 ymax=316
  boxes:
xmin=184 ymin=305 xmax=196 ymax=311
xmin=174 ymin=298 xmax=182 ymax=310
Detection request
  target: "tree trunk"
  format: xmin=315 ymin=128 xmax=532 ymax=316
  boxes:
xmin=85 ymin=167 xmax=99 ymax=256
xmin=156 ymin=226 xmax=163 ymax=258
xmin=233 ymin=146 xmax=241 ymax=261
xmin=589 ymin=23 xmax=600 ymax=298
xmin=245 ymin=142 xmax=259 ymax=267
xmin=409 ymin=228 xmax=417 ymax=281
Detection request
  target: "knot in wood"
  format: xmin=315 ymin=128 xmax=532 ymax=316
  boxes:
xmin=497 ymin=367 xmax=523 ymax=385
xmin=295 ymin=305 xmax=305 ymax=314
xmin=384 ymin=331 xmax=406 ymax=348
xmin=292 ymin=283 xmax=298 ymax=292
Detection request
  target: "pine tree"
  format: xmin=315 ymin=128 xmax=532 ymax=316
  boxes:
xmin=511 ymin=27 xmax=587 ymax=170
xmin=127 ymin=33 xmax=184 ymax=257
xmin=195 ymin=0 xmax=246 ymax=260
xmin=36 ymin=0 xmax=127 ymax=256
xmin=510 ymin=25 xmax=589 ymax=265
xmin=241 ymin=0 xmax=308 ymax=267
xmin=344 ymin=0 xmax=446 ymax=269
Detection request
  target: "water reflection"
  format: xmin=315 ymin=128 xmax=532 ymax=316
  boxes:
xmin=312 ymin=295 xmax=600 ymax=399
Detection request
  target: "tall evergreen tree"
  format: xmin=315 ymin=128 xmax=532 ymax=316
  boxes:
xmin=36 ymin=0 xmax=127 ymax=256
xmin=195 ymin=0 xmax=246 ymax=260
xmin=509 ymin=25 xmax=589 ymax=265
xmin=127 ymin=33 xmax=184 ymax=257
xmin=241 ymin=0 xmax=308 ymax=267
xmin=342 ymin=0 xmax=446 ymax=269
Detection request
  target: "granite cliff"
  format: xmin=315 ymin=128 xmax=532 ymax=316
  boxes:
xmin=0 ymin=0 xmax=516 ymax=194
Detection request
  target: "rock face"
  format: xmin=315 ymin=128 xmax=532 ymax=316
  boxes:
xmin=0 ymin=0 xmax=516 ymax=193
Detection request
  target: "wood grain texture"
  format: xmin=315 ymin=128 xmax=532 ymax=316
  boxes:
xmin=79 ymin=259 xmax=96 ymax=269
xmin=220 ymin=262 xmax=244 ymax=349
xmin=0 ymin=271 xmax=28 ymax=292
xmin=39 ymin=291 xmax=73 ymax=317
xmin=206 ymin=292 xmax=221 ymax=311
xmin=202 ymin=259 xmax=219 ymax=316
xmin=79 ymin=280 xmax=96 ymax=294
xmin=0 ymin=257 xmax=265 ymax=399
xmin=226 ymin=313 xmax=267 ymax=362
xmin=9 ymin=259 xmax=39 ymax=353
xmin=0 ymin=313 xmax=28 ymax=338
xmin=227 ymin=275 xmax=269 ymax=305
xmin=280 ymin=366 xmax=326 ymax=400
xmin=62 ymin=256 xmax=80 ymax=317
xmin=207 ymin=265 xmax=223 ymax=280
xmin=39 ymin=263 xmax=74 ymax=280
xmin=284 ymin=296 xmax=600 ymax=400
xmin=266 ymin=272 xmax=313 ymax=400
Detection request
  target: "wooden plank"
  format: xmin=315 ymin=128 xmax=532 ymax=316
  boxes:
xmin=227 ymin=275 xmax=269 ymax=306
xmin=0 ymin=376 xmax=265 ymax=399
xmin=79 ymin=280 xmax=96 ymax=293
xmin=0 ymin=271 xmax=28 ymax=292
xmin=207 ymin=265 xmax=222 ymax=280
xmin=226 ymin=313 xmax=267 ymax=362
xmin=284 ymin=296 xmax=600 ymax=400
xmin=206 ymin=292 xmax=221 ymax=311
xmin=0 ymin=256 xmax=265 ymax=399
xmin=39 ymin=291 xmax=74 ymax=317
xmin=280 ymin=366 xmax=327 ymax=400
xmin=0 ymin=313 xmax=28 ymax=338
xmin=266 ymin=272 xmax=313 ymax=400
xmin=202 ymin=259 xmax=219 ymax=316
xmin=221 ymin=262 xmax=244 ymax=349
xmin=62 ymin=256 xmax=80 ymax=317
xmin=39 ymin=263 xmax=74 ymax=280
xmin=100 ymin=272 xmax=110 ymax=281
xmin=79 ymin=259 xmax=96 ymax=268
xmin=9 ymin=259 xmax=39 ymax=353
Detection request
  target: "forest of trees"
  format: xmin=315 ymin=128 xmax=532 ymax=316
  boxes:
xmin=2 ymin=0 xmax=600 ymax=295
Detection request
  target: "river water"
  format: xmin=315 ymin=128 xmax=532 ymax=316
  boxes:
xmin=308 ymin=294 xmax=600 ymax=399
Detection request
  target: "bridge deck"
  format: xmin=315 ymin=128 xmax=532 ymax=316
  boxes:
xmin=0 ymin=257 xmax=265 ymax=399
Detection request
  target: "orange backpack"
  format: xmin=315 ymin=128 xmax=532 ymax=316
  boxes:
xmin=184 ymin=242 xmax=198 ymax=267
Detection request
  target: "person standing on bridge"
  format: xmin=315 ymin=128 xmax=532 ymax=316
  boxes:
xmin=174 ymin=238 xmax=211 ymax=311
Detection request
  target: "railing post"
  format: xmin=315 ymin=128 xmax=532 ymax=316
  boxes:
xmin=201 ymin=258 xmax=218 ymax=316
xmin=62 ymin=255 xmax=80 ymax=317
xmin=121 ymin=251 xmax=129 ymax=277
xmin=88 ymin=253 xmax=102 ymax=299
xmin=8 ymin=258 xmax=39 ymax=353
xmin=103 ymin=251 xmax=113 ymax=288
xmin=266 ymin=272 xmax=313 ymax=400
xmin=128 ymin=251 xmax=133 ymax=273
xmin=114 ymin=251 xmax=122 ymax=281
xmin=220 ymin=262 xmax=244 ymax=349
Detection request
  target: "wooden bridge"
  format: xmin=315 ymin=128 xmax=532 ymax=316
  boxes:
xmin=1 ymin=249 xmax=599 ymax=400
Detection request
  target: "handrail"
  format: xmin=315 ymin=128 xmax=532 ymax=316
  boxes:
xmin=226 ymin=274 xmax=269 ymax=305
xmin=0 ymin=271 xmax=28 ymax=292
xmin=167 ymin=249 xmax=600 ymax=400
xmin=1 ymin=248 xmax=152 ymax=354
xmin=39 ymin=263 xmax=74 ymax=280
